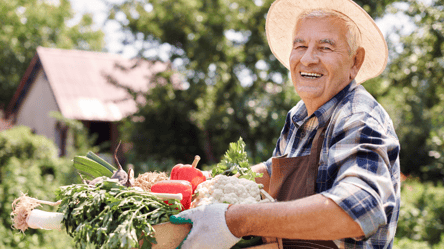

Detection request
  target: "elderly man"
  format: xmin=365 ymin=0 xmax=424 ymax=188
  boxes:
xmin=171 ymin=0 xmax=401 ymax=248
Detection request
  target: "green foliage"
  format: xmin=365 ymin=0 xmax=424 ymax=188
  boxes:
xmin=0 ymin=0 xmax=104 ymax=108
xmin=108 ymin=0 xmax=400 ymax=169
xmin=0 ymin=126 xmax=76 ymax=248
xmin=119 ymin=71 xmax=206 ymax=168
xmin=109 ymin=0 xmax=301 ymax=166
xmin=56 ymin=179 xmax=181 ymax=249
xmin=395 ymin=179 xmax=444 ymax=247
xmin=394 ymin=237 xmax=437 ymax=249
xmin=0 ymin=126 xmax=58 ymax=166
xmin=377 ymin=0 xmax=444 ymax=180
xmin=353 ymin=0 xmax=400 ymax=18
xmin=212 ymin=137 xmax=262 ymax=181
xmin=0 ymin=226 xmax=76 ymax=249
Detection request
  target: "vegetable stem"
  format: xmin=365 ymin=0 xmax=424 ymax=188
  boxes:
xmin=192 ymin=155 xmax=201 ymax=168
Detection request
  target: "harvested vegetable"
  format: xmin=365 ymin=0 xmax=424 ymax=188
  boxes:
xmin=110 ymin=141 xmax=130 ymax=186
xmin=11 ymin=193 xmax=61 ymax=232
xmin=212 ymin=137 xmax=262 ymax=181
xmin=27 ymin=209 xmax=65 ymax=230
xmin=56 ymin=178 xmax=182 ymax=249
xmin=170 ymin=155 xmax=206 ymax=192
xmin=11 ymin=140 xmax=272 ymax=248
xmin=151 ymin=180 xmax=193 ymax=210
xmin=192 ymin=175 xmax=273 ymax=207
xmin=74 ymin=143 xmax=134 ymax=187
xmin=192 ymin=138 xmax=273 ymax=207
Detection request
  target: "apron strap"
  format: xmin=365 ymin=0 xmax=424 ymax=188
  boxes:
xmin=305 ymin=118 xmax=330 ymax=195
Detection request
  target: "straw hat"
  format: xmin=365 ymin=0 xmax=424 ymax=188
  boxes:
xmin=265 ymin=0 xmax=388 ymax=84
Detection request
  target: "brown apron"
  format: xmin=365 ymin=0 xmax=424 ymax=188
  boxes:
xmin=267 ymin=120 xmax=338 ymax=249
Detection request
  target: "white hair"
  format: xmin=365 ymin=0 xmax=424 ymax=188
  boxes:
xmin=294 ymin=9 xmax=362 ymax=56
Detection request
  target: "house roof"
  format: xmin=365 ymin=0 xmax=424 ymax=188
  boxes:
xmin=8 ymin=46 xmax=178 ymax=122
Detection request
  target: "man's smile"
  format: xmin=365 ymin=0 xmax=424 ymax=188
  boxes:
xmin=300 ymin=71 xmax=323 ymax=79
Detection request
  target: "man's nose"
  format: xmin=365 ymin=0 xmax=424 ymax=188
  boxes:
xmin=300 ymin=47 xmax=319 ymax=66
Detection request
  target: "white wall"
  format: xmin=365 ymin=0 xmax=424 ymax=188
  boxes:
xmin=16 ymin=69 xmax=60 ymax=143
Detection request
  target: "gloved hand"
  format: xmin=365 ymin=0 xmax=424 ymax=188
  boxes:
xmin=170 ymin=203 xmax=241 ymax=249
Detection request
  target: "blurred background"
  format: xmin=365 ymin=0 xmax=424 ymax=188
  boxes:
xmin=1 ymin=0 xmax=444 ymax=248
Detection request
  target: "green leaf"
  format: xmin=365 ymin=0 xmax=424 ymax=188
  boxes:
xmin=212 ymin=137 xmax=262 ymax=181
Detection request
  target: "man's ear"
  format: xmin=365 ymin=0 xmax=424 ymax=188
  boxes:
xmin=349 ymin=47 xmax=365 ymax=80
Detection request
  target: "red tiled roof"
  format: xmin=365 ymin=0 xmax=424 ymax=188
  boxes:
xmin=15 ymin=47 xmax=178 ymax=121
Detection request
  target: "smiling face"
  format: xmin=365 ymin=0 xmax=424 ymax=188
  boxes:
xmin=289 ymin=16 xmax=365 ymax=115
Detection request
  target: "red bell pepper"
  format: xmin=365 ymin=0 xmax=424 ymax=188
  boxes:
xmin=170 ymin=155 xmax=207 ymax=193
xmin=151 ymin=180 xmax=193 ymax=210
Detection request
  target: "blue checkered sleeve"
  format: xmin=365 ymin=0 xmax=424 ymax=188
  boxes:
xmin=320 ymin=111 xmax=400 ymax=241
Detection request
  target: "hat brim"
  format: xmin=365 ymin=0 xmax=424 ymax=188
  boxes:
xmin=265 ymin=0 xmax=388 ymax=84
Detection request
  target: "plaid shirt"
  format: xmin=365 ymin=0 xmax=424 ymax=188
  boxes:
xmin=264 ymin=80 xmax=401 ymax=249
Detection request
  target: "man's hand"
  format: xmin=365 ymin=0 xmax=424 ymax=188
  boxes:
xmin=170 ymin=203 xmax=241 ymax=249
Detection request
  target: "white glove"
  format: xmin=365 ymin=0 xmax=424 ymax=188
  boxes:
xmin=170 ymin=203 xmax=241 ymax=249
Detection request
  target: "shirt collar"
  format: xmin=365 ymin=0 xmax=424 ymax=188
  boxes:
xmin=292 ymin=80 xmax=357 ymax=128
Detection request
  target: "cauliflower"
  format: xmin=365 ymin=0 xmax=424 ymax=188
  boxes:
xmin=191 ymin=175 xmax=271 ymax=208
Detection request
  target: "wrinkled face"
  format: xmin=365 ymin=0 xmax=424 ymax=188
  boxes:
xmin=290 ymin=16 xmax=362 ymax=113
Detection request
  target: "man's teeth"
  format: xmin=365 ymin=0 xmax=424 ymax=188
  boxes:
xmin=300 ymin=72 xmax=322 ymax=78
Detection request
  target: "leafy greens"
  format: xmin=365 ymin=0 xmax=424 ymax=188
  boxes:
xmin=212 ymin=137 xmax=263 ymax=181
xmin=56 ymin=178 xmax=181 ymax=249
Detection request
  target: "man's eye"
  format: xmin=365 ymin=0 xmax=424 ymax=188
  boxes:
xmin=294 ymin=45 xmax=306 ymax=50
xmin=321 ymin=47 xmax=332 ymax=51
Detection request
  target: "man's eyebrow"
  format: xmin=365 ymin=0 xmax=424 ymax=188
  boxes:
xmin=293 ymin=38 xmax=304 ymax=44
xmin=319 ymin=39 xmax=335 ymax=46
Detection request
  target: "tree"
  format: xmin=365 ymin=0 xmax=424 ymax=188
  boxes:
xmin=107 ymin=0 xmax=400 ymax=166
xmin=0 ymin=0 xmax=104 ymax=109
xmin=378 ymin=0 xmax=444 ymax=181
xmin=119 ymin=71 xmax=207 ymax=166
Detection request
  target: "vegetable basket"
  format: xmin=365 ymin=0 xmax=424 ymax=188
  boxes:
xmin=12 ymin=139 xmax=280 ymax=248
xmin=144 ymin=222 xmax=191 ymax=249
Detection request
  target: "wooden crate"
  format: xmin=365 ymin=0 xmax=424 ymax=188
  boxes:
xmin=151 ymin=222 xmax=191 ymax=249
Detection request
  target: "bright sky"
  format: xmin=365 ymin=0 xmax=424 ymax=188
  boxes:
xmin=68 ymin=0 xmax=416 ymax=59
xmin=69 ymin=0 xmax=128 ymax=55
